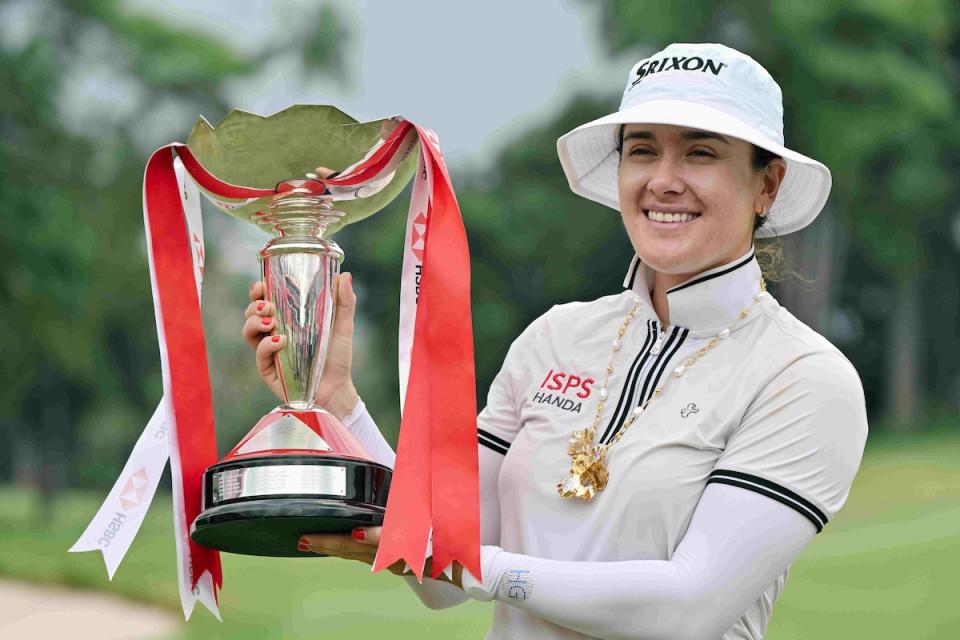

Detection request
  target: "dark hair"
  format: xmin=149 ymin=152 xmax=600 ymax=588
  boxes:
xmin=751 ymin=145 xmax=781 ymax=171
xmin=751 ymin=145 xmax=781 ymax=234
xmin=749 ymin=145 xmax=790 ymax=281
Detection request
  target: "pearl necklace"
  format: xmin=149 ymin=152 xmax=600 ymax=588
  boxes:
xmin=557 ymin=276 xmax=769 ymax=501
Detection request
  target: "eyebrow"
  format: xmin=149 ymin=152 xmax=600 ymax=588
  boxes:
xmin=622 ymin=129 xmax=731 ymax=144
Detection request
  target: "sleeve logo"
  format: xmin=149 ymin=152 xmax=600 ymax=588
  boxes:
xmin=500 ymin=568 xmax=534 ymax=601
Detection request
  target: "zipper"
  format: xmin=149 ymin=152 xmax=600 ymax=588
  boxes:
xmin=650 ymin=324 xmax=669 ymax=355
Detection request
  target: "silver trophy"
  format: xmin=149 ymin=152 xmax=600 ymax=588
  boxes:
xmin=186 ymin=106 xmax=417 ymax=557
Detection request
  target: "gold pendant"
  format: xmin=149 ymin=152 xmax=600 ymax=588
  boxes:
xmin=557 ymin=429 xmax=609 ymax=501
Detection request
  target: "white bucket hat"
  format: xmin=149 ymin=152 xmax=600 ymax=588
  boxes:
xmin=556 ymin=42 xmax=831 ymax=237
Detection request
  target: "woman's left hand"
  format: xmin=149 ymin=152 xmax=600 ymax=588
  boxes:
xmin=298 ymin=527 xmax=464 ymax=588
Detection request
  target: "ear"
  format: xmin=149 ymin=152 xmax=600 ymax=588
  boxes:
xmin=755 ymin=158 xmax=787 ymax=213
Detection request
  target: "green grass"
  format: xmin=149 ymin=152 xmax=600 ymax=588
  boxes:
xmin=0 ymin=490 xmax=491 ymax=639
xmin=2 ymin=428 xmax=958 ymax=639
xmin=765 ymin=429 xmax=960 ymax=640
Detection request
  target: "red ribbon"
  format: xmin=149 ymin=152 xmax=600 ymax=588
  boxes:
xmin=142 ymin=122 xmax=480 ymax=600
xmin=144 ymin=144 xmax=271 ymax=595
xmin=351 ymin=126 xmax=481 ymax=581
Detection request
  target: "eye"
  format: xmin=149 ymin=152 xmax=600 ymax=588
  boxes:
xmin=689 ymin=148 xmax=716 ymax=158
xmin=628 ymin=146 xmax=654 ymax=157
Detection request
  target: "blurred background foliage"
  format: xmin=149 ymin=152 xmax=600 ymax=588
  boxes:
xmin=0 ymin=0 xmax=958 ymax=637
xmin=2 ymin=0 xmax=958 ymax=532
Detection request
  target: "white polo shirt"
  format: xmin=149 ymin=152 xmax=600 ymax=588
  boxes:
xmin=475 ymin=245 xmax=869 ymax=638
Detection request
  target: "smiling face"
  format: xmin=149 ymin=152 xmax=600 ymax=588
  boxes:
xmin=617 ymin=123 xmax=786 ymax=290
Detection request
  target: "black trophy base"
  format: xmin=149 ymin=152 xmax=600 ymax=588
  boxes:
xmin=190 ymin=454 xmax=391 ymax=557
xmin=190 ymin=498 xmax=385 ymax=557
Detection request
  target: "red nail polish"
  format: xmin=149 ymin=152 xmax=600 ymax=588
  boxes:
xmin=256 ymin=301 xmax=265 ymax=311
xmin=351 ymin=528 xmax=366 ymax=541
xmin=271 ymin=335 xmax=281 ymax=343
xmin=261 ymin=317 xmax=271 ymax=326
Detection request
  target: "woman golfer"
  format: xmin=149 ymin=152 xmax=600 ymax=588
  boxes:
xmin=243 ymin=42 xmax=868 ymax=639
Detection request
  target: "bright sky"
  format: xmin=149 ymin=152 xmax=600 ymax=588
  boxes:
xmin=0 ymin=0 xmax=650 ymax=272
xmin=111 ymin=0 xmax=643 ymax=272
xmin=124 ymin=0 xmax=639 ymax=169
xmin=0 ymin=0 xmax=644 ymax=167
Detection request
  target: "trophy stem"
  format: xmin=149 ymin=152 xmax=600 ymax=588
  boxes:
xmin=257 ymin=184 xmax=346 ymax=408
xmin=276 ymin=221 xmax=325 ymax=238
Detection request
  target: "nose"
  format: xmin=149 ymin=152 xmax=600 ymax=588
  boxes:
xmin=646 ymin=157 xmax=685 ymax=197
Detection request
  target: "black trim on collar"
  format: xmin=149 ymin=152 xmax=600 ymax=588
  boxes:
xmin=626 ymin=256 xmax=642 ymax=290
xmin=706 ymin=469 xmax=828 ymax=533
xmin=636 ymin=325 xmax=682 ymax=412
xmin=603 ymin=325 xmax=687 ymax=445
xmin=665 ymin=249 xmax=756 ymax=295
xmin=600 ymin=320 xmax=658 ymax=444
xmin=638 ymin=326 xmax=688 ymax=409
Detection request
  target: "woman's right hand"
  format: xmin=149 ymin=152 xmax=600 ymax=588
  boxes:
xmin=242 ymin=275 xmax=361 ymax=419
xmin=242 ymin=281 xmax=287 ymax=402
xmin=244 ymin=169 xmax=361 ymax=411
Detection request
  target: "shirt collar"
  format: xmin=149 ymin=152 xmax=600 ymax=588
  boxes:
xmin=622 ymin=244 xmax=763 ymax=332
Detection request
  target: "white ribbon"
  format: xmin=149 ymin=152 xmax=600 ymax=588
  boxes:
xmin=68 ymin=402 xmax=169 ymax=579
xmin=70 ymin=157 xmax=219 ymax=620
xmin=398 ymin=145 xmax=431 ymax=413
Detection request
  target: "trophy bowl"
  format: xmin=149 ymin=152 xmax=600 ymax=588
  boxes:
xmin=187 ymin=106 xmax=417 ymax=557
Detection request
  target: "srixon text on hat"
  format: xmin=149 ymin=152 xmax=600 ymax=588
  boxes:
xmin=630 ymin=56 xmax=728 ymax=88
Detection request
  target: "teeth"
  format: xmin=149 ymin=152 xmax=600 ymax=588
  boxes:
xmin=646 ymin=210 xmax=700 ymax=223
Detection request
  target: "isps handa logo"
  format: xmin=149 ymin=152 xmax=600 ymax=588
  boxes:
xmin=630 ymin=55 xmax=727 ymax=89
xmin=531 ymin=369 xmax=594 ymax=414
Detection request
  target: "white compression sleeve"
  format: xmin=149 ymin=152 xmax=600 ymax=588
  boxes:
xmin=461 ymin=482 xmax=818 ymax=640
xmin=343 ymin=399 xmax=504 ymax=609
xmin=340 ymin=397 xmax=396 ymax=468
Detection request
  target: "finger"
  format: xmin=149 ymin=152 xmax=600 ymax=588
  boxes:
xmin=311 ymin=166 xmax=337 ymax=179
xmin=300 ymin=533 xmax=351 ymax=548
xmin=249 ymin=281 xmax=264 ymax=303
xmin=331 ymin=272 xmax=356 ymax=339
xmin=243 ymin=299 xmax=275 ymax=320
xmin=350 ymin=526 xmax=381 ymax=546
xmin=300 ymin=534 xmax=367 ymax=555
xmin=380 ymin=117 xmax=401 ymax=139
xmin=242 ymin=313 xmax=277 ymax=349
xmin=327 ymin=551 xmax=376 ymax=564
xmin=298 ymin=537 xmax=373 ymax=563
xmin=255 ymin=334 xmax=286 ymax=374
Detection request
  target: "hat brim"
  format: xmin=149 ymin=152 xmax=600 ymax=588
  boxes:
xmin=556 ymin=98 xmax=831 ymax=237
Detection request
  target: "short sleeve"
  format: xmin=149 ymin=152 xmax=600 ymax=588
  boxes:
xmin=707 ymin=351 xmax=869 ymax=533
xmin=476 ymin=312 xmax=544 ymax=456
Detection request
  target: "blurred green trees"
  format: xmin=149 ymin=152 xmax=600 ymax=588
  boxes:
xmin=1 ymin=0 xmax=958 ymax=515
xmin=0 ymin=0 xmax=348 ymax=510
xmin=600 ymin=0 xmax=960 ymax=428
